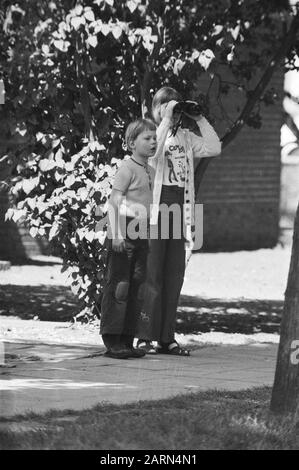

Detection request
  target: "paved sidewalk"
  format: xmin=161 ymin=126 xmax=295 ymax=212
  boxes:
xmin=0 ymin=340 xmax=278 ymax=418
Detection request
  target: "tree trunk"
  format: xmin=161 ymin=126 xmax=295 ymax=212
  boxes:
xmin=270 ymin=202 xmax=299 ymax=415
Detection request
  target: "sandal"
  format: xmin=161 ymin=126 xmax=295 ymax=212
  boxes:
xmin=156 ymin=341 xmax=190 ymax=356
xmin=136 ymin=340 xmax=157 ymax=355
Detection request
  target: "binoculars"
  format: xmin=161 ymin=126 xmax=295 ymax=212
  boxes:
xmin=173 ymin=100 xmax=203 ymax=116
xmin=170 ymin=100 xmax=205 ymax=136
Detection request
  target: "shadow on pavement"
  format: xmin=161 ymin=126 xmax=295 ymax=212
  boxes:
xmin=0 ymin=285 xmax=283 ymax=334
xmin=177 ymin=295 xmax=282 ymax=334
xmin=0 ymin=285 xmax=81 ymax=322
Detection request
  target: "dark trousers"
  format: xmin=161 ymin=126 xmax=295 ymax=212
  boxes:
xmin=100 ymin=238 xmax=148 ymax=349
xmin=137 ymin=186 xmax=186 ymax=344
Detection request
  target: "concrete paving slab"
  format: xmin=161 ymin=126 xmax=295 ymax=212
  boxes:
xmin=0 ymin=341 xmax=278 ymax=418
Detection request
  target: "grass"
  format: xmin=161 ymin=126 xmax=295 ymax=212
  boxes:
xmin=0 ymin=387 xmax=298 ymax=450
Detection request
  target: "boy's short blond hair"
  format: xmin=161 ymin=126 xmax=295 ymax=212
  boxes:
xmin=125 ymin=118 xmax=156 ymax=152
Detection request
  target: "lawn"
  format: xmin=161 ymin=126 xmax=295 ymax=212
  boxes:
xmin=0 ymin=387 xmax=298 ymax=450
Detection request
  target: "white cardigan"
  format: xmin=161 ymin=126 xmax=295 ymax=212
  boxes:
xmin=148 ymin=116 xmax=221 ymax=260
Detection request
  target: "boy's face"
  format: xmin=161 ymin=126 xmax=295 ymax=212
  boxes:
xmin=131 ymin=130 xmax=157 ymax=158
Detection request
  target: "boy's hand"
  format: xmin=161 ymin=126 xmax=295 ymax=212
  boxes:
xmin=160 ymin=100 xmax=178 ymax=120
xmin=112 ymin=238 xmax=126 ymax=253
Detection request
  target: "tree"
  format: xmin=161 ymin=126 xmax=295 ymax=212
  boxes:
xmin=1 ymin=0 xmax=299 ymax=318
xmin=270 ymin=202 xmax=299 ymax=415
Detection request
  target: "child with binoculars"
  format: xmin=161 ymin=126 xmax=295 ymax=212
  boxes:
xmin=136 ymin=86 xmax=222 ymax=356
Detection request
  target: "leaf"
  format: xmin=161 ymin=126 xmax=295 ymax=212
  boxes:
xmin=128 ymin=33 xmax=136 ymax=46
xmin=41 ymin=44 xmax=50 ymax=55
xmin=231 ymin=24 xmax=240 ymax=41
xmin=190 ymin=50 xmax=200 ymax=62
xmin=85 ymin=230 xmax=95 ymax=242
xmin=49 ymin=222 xmax=60 ymax=240
xmin=75 ymin=4 xmax=83 ymax=15
xmin=198 ymin=49 xmax=215 ymax=70
xmin=78 ymin=290 xmax=87 ymax=299
xmin=60 ymin=264 xmax=70 ymax=274
xmin=55 ymin=149 xmax=65 ymax=168
xmin=111 ymin=25 xmax=122 ymax=39
xmin=227 ymin=51 xmax=234 ymax=62
xmin=87 ymin=35 xmax=98 ymax=48
xmin=142 ymin=37 xmax=154 ymax=53
xmin=36 ymin=132 xmax=45 ymax=142
xmin=36 ymin=201 xmax=47 ymax=214
xmin=52 ymin=139 xmax=61 ymax=148
xmin=95 ymin=230 xmax=106 ymax=244
xmin=63 ymin=190 xmax=76 ymax=199
xmin=22 ymin=177 xmax=40 ymax=195
xmin=211 ymin=25 xmax=223 ymax=36
xmin=27 ymin=198 xmax=37 ymax=210
xmin=71 ymin=282 xmax=81 ymax=295
xmin=5 ymin=208 xmax=14 ymax=221
xmin=65 ymin=161 xmax=75 ymax=172
xmin=11 ymin=209 xmax=27 ymax=223
xmin=89 ymin=140 xmax=105 ymax=151
xmin=81 ymin=204 xmax=93 ymax=215
xmin=30 ymin=227 xmax=39 ymax=238
xmin=39 ymin=158 xmax=55 ymax=171
xmin=173 ymin=59 xmax=185 ymax=75
xmin=16 ymin=125 xmax=27 ymax=136
xmin=53 ymin=40 xmax=70 ymax=52
xmin=101 ymin=24 xmax=110 ymax=36
xmin=55 ymin=171 xmax=64 ymax=182
xmin=127 ymin=0 xmax=138 ymax=13
xmin=71 ymin=16 xmax=85 ymax=30
xmin=78 ymin=187 xmax=89 ymax=200
xmin=84 ymin=10 xmax=95 ymax=22
xmin=55 ymin=148 xmax=63 ymax=160
xmin=65 ymin=174 xmax=76 ymax=187
xmin=77 ymin=228 xmax=86 ymax=240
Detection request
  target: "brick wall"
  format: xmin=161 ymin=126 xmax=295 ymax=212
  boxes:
xmin=196 ymin=69 xmax=283 ymax=251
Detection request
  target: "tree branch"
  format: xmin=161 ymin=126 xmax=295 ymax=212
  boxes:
xmin=194 ymin=11 xmax=299 ymax=195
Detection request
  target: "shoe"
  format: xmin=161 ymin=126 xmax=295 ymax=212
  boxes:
xmin=121 ymin=342 xmax=146 ymax=358
xmin=127 ymin=347 xmax=146 ymax=358
xmin=136 ymin=340 xmax=157 ymax=355
xmin=104 ymin=347 xmax=132 ymax=359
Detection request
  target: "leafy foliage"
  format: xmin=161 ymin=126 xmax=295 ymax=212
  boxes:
xmin=0 ymin=0 xmax=298 ymax=315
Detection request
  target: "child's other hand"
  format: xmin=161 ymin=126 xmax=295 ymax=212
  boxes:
xmin=184 ymin=111 xmax=203 ymax=121
xmin=160 ymin=100 xmax=178 ymax=120
xmin=112 ymin=238 xmax=126 ymax=253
